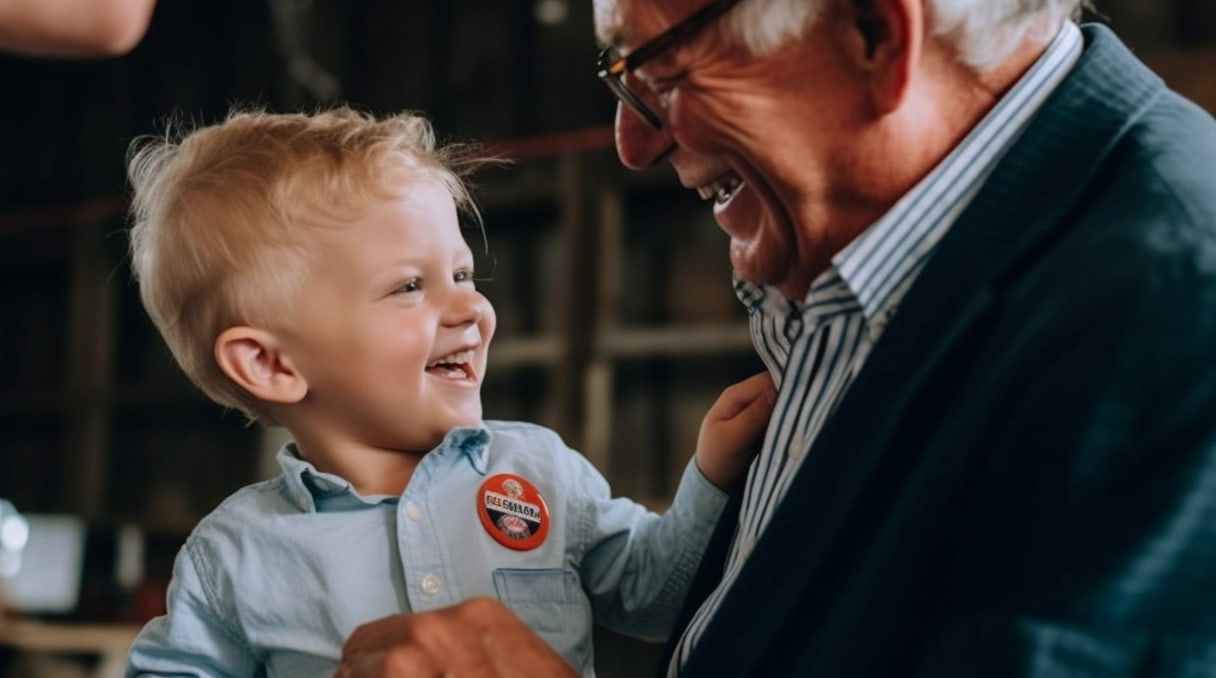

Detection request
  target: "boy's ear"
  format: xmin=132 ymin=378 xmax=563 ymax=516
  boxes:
xmin=214 ymin=326 xmax=308 ymax=404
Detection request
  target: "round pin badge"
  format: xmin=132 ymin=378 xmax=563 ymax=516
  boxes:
xmin=476 ymin=473 xmax=550 ymax=551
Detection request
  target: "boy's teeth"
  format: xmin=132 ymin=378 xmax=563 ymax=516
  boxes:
xmin=428 ymin=349 xmax=474 ymax=368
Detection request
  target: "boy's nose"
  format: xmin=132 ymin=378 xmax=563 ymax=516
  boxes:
xmin=441 ymin=288 xmax=485 ymax=327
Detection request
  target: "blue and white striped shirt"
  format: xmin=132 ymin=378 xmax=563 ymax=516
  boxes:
xmin=671 ymin=22 xmax=1083 ymax=673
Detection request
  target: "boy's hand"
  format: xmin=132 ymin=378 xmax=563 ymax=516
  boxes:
xmin=695 ymin=371 xmax=776 ymax=489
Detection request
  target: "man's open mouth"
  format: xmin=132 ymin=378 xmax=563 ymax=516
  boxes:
xmin=696 ymin=172 xmax=744 ymax=206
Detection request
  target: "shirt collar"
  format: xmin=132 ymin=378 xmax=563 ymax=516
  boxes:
xmin=276 ymin=425 xmax=492 ymax=513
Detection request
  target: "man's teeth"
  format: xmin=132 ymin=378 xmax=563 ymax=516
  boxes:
xmin=696 ymin=175 xmax=743 ymax=204
xmin=427 ymin=349 xmax=475 ymax=368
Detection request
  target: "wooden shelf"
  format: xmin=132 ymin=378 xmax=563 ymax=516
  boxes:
xmin=487 ymin=336 xmax=562 ymax=368
xmin=0 ymin=619 xmax=141 ymax=652
xmin=0 ymin=619 xmax=140 ymax=678
xmin=489 ymin=324 xmax=752 ymax=368
xmin=0 ymin=387 xmax=214 ymax=418
xmin=599 ymin=324 xmax=752 ymax=359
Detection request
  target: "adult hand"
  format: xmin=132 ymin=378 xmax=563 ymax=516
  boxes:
xmin=0 ymin=0 xmax=157 ymax=56
xmin=336 ymin=597 xmax=579 ymax=678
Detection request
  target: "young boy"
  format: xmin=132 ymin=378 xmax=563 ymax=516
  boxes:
xmin=123 ymin=106 xmax=775 ymax=677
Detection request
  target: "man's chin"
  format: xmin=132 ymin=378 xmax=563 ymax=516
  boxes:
xmin=729 ymin=241 xmax=773 ymax=287
xmin=730 ymin=244 xmax=807 ymax=300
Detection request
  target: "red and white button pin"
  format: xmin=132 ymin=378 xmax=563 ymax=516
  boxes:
xmin=477 ymin=473 xmax=550 ymax=551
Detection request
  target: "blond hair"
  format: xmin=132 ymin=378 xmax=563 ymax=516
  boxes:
xmin=127 ymin=106 xmax=490 ymax=420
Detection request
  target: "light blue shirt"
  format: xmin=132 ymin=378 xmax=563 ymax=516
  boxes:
xmin=127 ymin=421 xmax=727 ymax=677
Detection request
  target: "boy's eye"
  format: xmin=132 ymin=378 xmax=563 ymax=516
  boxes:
xmin=454 ymin=269 xmax=475 ymax=284
xmin=395 ymin=278 xmax=421 ymax=294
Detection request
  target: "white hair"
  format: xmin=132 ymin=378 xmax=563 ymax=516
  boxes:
xmin=928 ymin=0 xmax=1087 ymax=69
xmin=720 ymin=0 xmax=824 ymax=55
xmin=721 ymin=0 xmax=1088 ymax=71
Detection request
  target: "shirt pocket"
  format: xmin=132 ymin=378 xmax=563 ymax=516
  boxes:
xmin=492 ymin=568 xmax=593 ymax=673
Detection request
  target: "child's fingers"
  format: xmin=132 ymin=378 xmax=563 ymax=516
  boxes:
xmin=695 ymin=373 xmax=777 ymax=488
xmin=729 ymin=378 xmax=777 ymax=437
xmin=705 ymin=371 xmax=776 ymax=423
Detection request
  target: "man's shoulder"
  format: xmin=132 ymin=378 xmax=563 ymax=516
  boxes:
xmin=1114 ymin=102 xmax=1216 ymax=231
xmin=1028 ymin=27 xmax=1216 ymax=285
xmin=1068 ymin=101 xmax=1216 ymax=280
xmin=1070 ymin=23 xmax=1216 ymax=210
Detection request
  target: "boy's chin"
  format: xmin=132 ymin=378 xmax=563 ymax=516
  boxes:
xmin=445 ymin=408 xmax=484 ymax=429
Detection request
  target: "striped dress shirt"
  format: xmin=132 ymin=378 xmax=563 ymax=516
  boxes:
xmin=670 ymin=22 xmax=1083 ymax=673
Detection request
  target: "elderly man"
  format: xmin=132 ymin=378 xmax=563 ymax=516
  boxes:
xmin=337 ymin=0 xmax=1216 ymax=675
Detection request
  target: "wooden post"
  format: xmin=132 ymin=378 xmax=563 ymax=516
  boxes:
xmin=581 ymin=185 xmax=624 ymax=473
xmin=62 ymin=225 xmax=117 ymax=519
xmin=551 ymin=153 xmax=605 ymax=454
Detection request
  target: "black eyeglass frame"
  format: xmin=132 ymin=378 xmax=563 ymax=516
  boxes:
xmin=596 ymin=0 xmax=745 ymax=130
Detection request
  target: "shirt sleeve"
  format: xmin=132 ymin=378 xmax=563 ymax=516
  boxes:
xmin=572 ymin=455 xmax=728 ymax=640
xmin=125 ymin=537 xmax=259 ymax=677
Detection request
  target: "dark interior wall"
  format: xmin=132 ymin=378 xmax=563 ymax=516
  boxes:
xmin=0 ymin=0 xmax=614 ymax=212
xmin=1096 ymin=0 xmax=1216 ymax=47
xmin=0 ymin=1 xmax=276 ymax=210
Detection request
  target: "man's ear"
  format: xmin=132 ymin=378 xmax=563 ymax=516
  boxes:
xmin=214 ymin=326 xmax=308 ymax=404
xmin=849 ymin=0 xmax=922 ymax=114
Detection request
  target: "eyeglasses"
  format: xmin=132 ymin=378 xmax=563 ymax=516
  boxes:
xmin=596 ymin=0 xmax=745 ymax=130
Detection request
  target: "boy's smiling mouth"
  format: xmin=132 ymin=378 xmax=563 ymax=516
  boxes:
xmin=426 ymin=348 xmax=477 ymax=381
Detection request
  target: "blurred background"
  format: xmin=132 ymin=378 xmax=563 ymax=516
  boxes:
xmin=0 ymin=1 xmax=1212 ymax=676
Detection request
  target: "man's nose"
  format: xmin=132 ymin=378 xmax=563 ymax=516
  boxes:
xmin=614 ymin=101 xmax=676 ymax=171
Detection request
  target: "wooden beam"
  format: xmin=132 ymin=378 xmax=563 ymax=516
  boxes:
xmin=0 ymin=196 xmax=128 ymax=238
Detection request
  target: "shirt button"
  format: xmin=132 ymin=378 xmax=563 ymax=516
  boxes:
xmin=740 ymin=537 xmax=756 ymax=561
xmin=405 ymin=502 xmax=422 ymax=521
xmin=421 ymin=575 xmax=442 ymax=595
xmin=788 ymin=436 xmax=809 ymax=462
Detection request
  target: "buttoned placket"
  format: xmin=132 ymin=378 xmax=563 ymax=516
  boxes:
xmin=397 ymin=454 xmax=457 ymax=610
